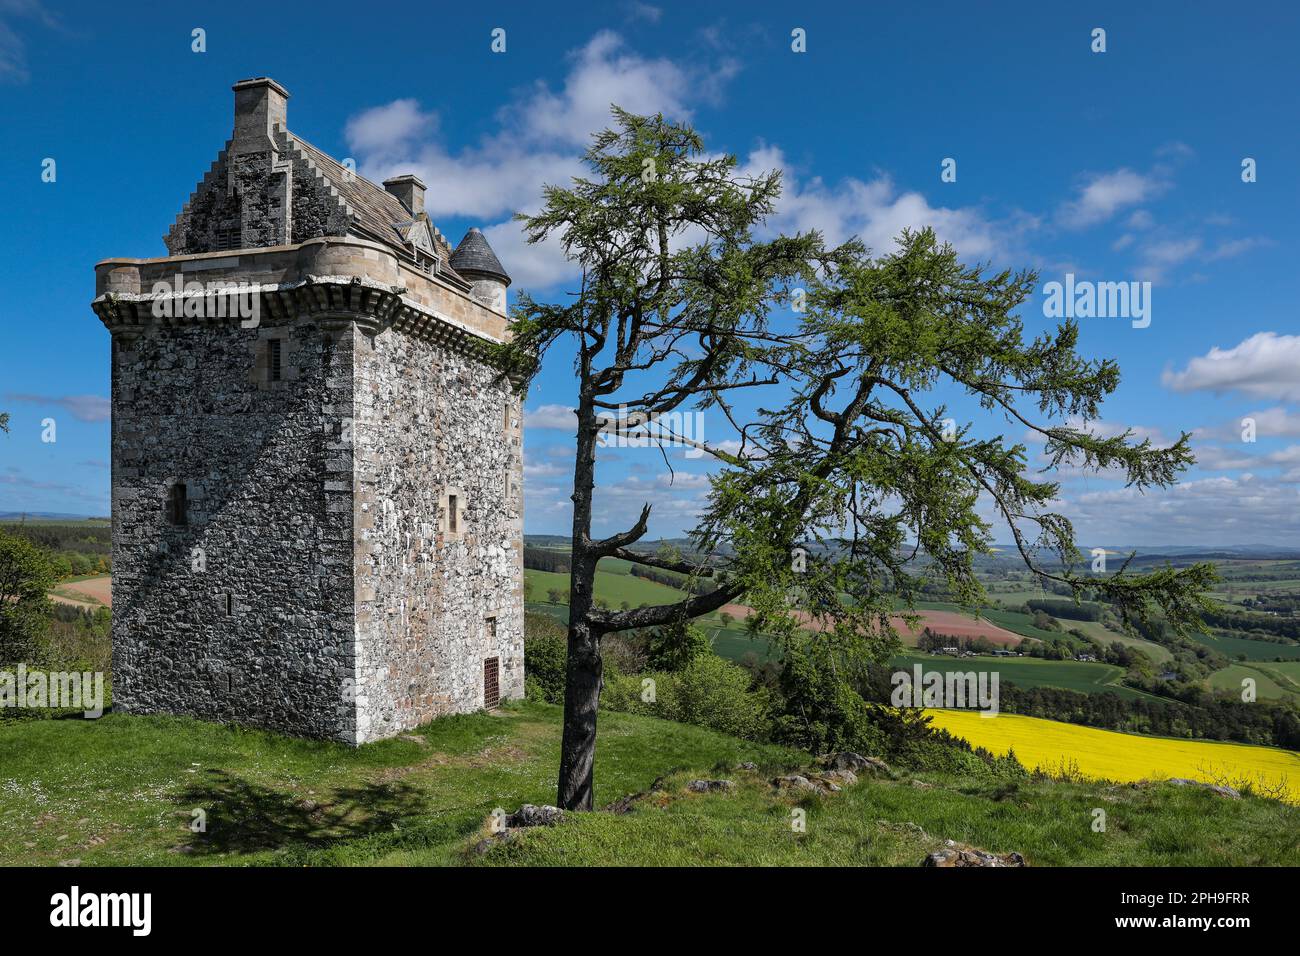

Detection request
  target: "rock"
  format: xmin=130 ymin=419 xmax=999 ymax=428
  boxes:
xmin=772 ymin=774 xmax=828 ymax=795
xmin=910 ymin=780 xmax=933 ymax=790
xmin=818 ymin=769 xmax=858 ymax=788
xmin=1167 ymin=779 xmax=1241 ymax=799
xmin=824 ymin=752 xmax=892 ymax=775
xmin=737 ymin=762 xmax=758 ymax=772
xmin=505 ymin=804 xmax=565 ymax=828
xmin=923 ymin=840 xmax=1026 ymax=868
xmin=687 ymin=779 xmax=735 ymax=793
xmin=58 ymin=859 xmax=81 ymax=867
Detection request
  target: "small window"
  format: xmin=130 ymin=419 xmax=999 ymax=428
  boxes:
xmin=167 ymin=482 xmax=188 ymax=526
xmin=223 ymin=592 xmax=233 ymax=616
xmin=484 ymin=657 xmax=500 ymax=709
xmin=448 ymin=494 xmax=458 ymax=533
xmin=268 ymin=338 xmax=282 ymax=382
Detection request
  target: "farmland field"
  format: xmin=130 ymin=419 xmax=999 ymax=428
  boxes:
xmin=892 ymin=652 xmax=1157 ymax=702
xmin=1208 ymin=661 xmax=1300 ymax=701
xmin=1187 ymin=630 xmax=1300 ymax=661
xmin=927 ymin=709 xmax=1300 ymax=804
xmin=1065 ymin=619 xmax=1173 ymax=663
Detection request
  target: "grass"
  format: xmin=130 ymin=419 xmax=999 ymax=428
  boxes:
xmin=1187 ymin=629 xmax=1300 ymax=661
xmin=1208 ymin=662 xmax=1300 ymax=701
xmin=0 ymin=700 xmax=793 ymax=867
xmin=927 ymin=709 xmax=1300 ymax=804
xmin=525 ymin=567 xmax=687 ymax=608
xmin=471 ymin=765 xmax=1297 ymax=867
xmin=890 ymin=652 xmax=1158 ymax=702
xmin=2 ymin=700 xmax=1294 ymax=867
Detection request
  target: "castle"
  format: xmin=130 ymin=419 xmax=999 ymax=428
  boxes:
xmin=91 ymin=78 xmax=525 ymax=744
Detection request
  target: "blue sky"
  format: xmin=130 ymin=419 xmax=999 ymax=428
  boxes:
xmin=1 ymin=0 xmax=1298 ymax=546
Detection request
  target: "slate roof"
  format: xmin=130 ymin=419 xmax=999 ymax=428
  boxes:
xmin=287 ymin=133 xmax=454 ymax=265
xmin=450 ymin=228 xmax=511 ymax=285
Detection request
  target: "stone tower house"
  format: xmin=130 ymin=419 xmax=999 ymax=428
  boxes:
xmin=91 ymin=78 xmax=524 ymax=744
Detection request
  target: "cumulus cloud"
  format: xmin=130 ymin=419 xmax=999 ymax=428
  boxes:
xmin=1058 ymin=168 xmax=1169 ymax=229
xmin=1195 ymin=407 xmax=1300 ymax=442
xmin=344 ymin=98 xmax=436 ymax=155
xmin=1063 ymin=474 xmax=1300 ymax=546
xmin=738 ymin=146 xmax=1027 ymax=263
xmin=1162 ymin=333 xmax=1300 ymax=402
xmin=524 ymin=404 xmax=578 ymax=430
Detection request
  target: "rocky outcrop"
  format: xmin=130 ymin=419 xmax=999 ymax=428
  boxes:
xmin=923 ymin=840 xmax=1026 ymax=867
xmin=686 ymin=779 xmax=735 ymax=793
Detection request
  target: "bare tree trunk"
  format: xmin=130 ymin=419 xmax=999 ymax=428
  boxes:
xmin=557 ymin=381 xmax=602 ymax=810
xmin=556 ymin=616 xmax=602 ymax=810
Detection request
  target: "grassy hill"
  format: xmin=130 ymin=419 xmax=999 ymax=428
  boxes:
xmin=1 ymin=702 xmax=1293 ymax=866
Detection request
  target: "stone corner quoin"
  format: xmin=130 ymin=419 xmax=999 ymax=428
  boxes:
xmin=90 ymin=76 xmax=525 ymax=745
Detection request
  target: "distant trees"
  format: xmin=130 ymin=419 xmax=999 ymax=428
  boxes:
xmin=1027 ymin=598 xmax=1103 ymax=622
xmin=524 ymin=547 xmax=572 ymax=574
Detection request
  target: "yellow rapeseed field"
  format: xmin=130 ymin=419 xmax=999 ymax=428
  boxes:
xmin=927 ymin=709 xmax=1300 ymax=804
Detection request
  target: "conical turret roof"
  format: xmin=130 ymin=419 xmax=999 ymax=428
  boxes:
xmin=450 ymin=228 xmax=510 ymax=286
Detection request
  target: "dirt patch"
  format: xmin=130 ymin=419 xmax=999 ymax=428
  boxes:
xmin=50 ymin=575 xmax=112 ymax=608
xmin=718 ymin=604 xmax=1022 ymax=647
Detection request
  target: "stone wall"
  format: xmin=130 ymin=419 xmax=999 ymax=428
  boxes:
xmin=109 ymin=316 xmax=355 ymax=740
xmin=351 ymin=325 xmax=525 ymax=742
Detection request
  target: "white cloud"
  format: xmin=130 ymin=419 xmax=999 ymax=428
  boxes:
xmin=344 ymin=99 xmax=436 ymax=155
xmin=524 ymin=404 xmax=578 ymax=430
xmin=747 ymin=146 xmax=1025 ymax=262
xmin=1062 ymin=474 xmax=1300 ymax=546
xmin=1058 ymin=168 xmax=1168 ymax=230
xmin=1194 ymin=407 xmax=1300 ymax=442
xmin=1162 ymin=333 xmax=1300 ymax=402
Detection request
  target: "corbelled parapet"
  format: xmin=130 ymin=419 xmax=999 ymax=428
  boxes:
xmin=92 ymin=236 xmax=510 ymax=351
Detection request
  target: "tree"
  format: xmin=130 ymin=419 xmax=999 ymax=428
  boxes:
xmin=0 ymin=528 xmax=58 ymax=662
xmin=501 ymin=108 xmax=1215 ymax=810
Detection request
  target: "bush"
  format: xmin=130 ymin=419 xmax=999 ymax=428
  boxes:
xmin=769 ymin=640 xmax=883 ymax=755
xmin=646 ymin=619 xmax=712 ymax=671
xmin=523 ymin=612 xmax=568 ymax=704
xmin=602 ymin=654 xmax=771 ymax=741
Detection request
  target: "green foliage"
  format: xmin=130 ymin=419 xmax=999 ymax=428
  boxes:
xmin=646 ymin=619 xmax=713 ymax=671
xmin=603 ymin=655 xmax=771 ymax=741
xmin=523 ymin=612 xmax=568 ymax=704
xmin=0 ymin=528 xmax=59 ymax=662
xmin=769 ymin=638 xmax=883 ymax=755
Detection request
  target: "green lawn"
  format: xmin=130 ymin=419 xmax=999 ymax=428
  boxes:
xmin=0 ymin=702 xmax=794 ymax=867
xmin=2 ymin=701 xmax=1292 ymax=867
xmin=890 ymin=652 xmax=1160 ymax=702
xmin=525 ymin=567 xmax=687 ymax=608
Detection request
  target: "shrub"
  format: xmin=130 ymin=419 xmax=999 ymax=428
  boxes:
xmin=646 ymin=619 xmax=712 ymax=671
xmin=523 ymin=612 xmax=568 ymax=704
xmin=602 ymin=655 xmax=771 ymax=740
xmin=769 ymin=639 xmax=883 ymax=755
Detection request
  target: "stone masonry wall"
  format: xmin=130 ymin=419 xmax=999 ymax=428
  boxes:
xmin=350 ymin=327 xmax=525 ymax=743
xmin=110 ymin=316 xmax=356 ymax=740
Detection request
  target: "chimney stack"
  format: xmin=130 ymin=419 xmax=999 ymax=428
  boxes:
xmin=383 ymin=174 xmax=426 ymax=217
xmin=232 ymin=77 xmax=289 ymax=153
